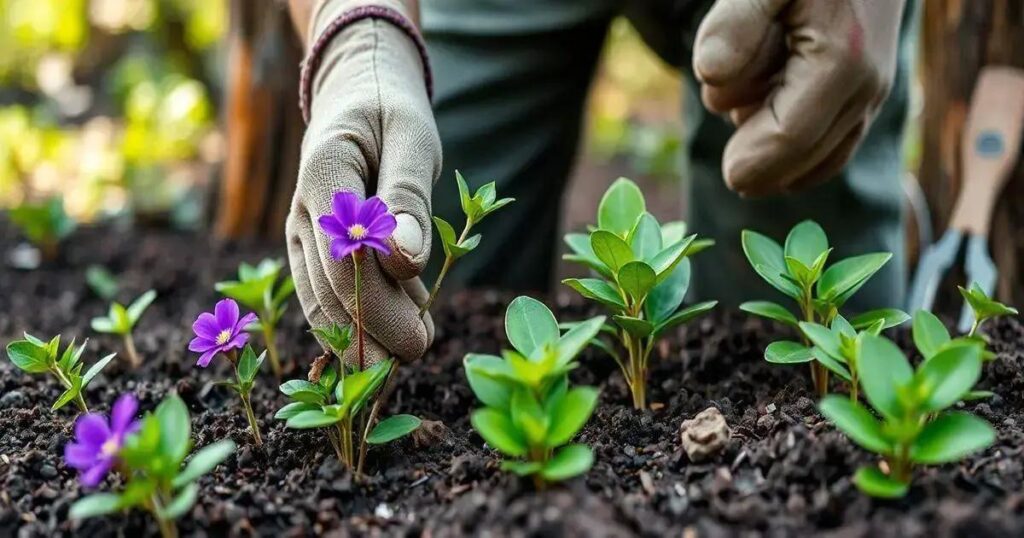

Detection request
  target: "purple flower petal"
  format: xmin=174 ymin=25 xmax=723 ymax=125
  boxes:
xmin=331 ymin=192 xmax=360 ymax=227
xmin=196 ymin=349 xmax=218 ymax=368
xmin=365 ymin=212 xmax=397 ymax=239
xmin=110 ymin=394 xmax=138 ymax=435
xmin=75 ymin=414 xmax=111 ymax=448
xmin=192 ymin=313 xmax=220 ymax=339
xmin=236 ymin=312 xmax=259 ymax=332
xmin=317 ymin=214 xmax=347 ymax=238
xmin=226 ymin=332 xmax=249 ymax=350
xmin=330 ymin=238 xmax=361 ymax=260
xmin=357 ymin=196 xmax=389 ymax=226
xmin=64 ymin=443 xmax=98 ymax=469
xmin=215 ymin=299 xmax=240 ymax=329
xmin=362 ymin=238 xmax=392 ymax=256
xmin=188 ymin=336 xmax=218 ymax=353
xmin=80 ymin=461 xmax=112 ymax=488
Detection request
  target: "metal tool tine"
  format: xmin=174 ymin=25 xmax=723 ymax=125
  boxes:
xmin=906 ymin=229 xmax=963 ymax=314
xmin=959 ymin=235 xmax=998 ymax=332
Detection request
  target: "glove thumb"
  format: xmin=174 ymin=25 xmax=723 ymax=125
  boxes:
xmin=693 ymin=0 xmax=789 ymax=85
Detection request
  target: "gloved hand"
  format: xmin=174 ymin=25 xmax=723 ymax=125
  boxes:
xmin=693 ymin=0 xmax=907 ymax=196
xmin=286 ymin=0 xmax=439 ymax=366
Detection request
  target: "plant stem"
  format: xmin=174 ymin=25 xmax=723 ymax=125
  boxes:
xmin=968 ymin=319 xmax=980 ymax=338
xmin=262 ymin=323 xmax=282 ymax=377
xmin=356 ymin=363 xmax=398 ymax=476
xmin=351 ymin=250 xmax=365 ymax=371
xmin=123 ymin=334 xmax=141 ymax=368
xmin=850 ymin=371 xmax=859 ymax=404
xmin=50 ymin=366 xmax=88 ymax=413
xmin=239 ymin=392 xmax=263 ymax=447
xmin=420 ymin=218 xmax=473 ymax=318
xmin=800 ymin=293 xmax=829 ymax=397
xmin=147 ymin=493 xmax=179 ymax=538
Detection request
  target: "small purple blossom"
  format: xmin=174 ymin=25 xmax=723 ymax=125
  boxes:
xmin=64 ymin=394 xmax=140 ymax=488
xmin=189 ymin=299 xmax=258 ymax=367
xmin=318 ymin=192 xmax=397 ymax=259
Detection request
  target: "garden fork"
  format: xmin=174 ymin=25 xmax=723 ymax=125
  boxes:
xmin=907 ymin=67 xmax=1024 ymax=332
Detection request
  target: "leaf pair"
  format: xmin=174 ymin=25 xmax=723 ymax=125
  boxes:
xmin=310 ymin=323 xmax=352 ymax=359
xmin=819 ymin=336 xmax=995 ymax=498
xmin=71 ymin=395 xmax=236 ymax=522
xmin=958 ymin=283 xmax=1018 ymax=334
xmin=5 ymin=334 xmax=115 ymax=411
xmin=433 ymin=171 xmax=514 ymax=262
xmin=215 ymin=258 xmax=295 ymax=326
xmin=90 ymin=290 xmax=156 ymax=335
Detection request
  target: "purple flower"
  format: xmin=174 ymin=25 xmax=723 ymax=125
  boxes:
xmin=317 ymin=192 xmax=397 ymax=259
xmin=189 ymin=299 xmax=258 ymax=367
xmin=64 ymin=394 xmax=140 ymax=488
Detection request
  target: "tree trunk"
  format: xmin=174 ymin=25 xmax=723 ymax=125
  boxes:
xmin=919 ymin=0 xmax=1024 ymax=305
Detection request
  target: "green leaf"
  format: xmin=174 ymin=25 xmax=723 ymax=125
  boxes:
xmin=279 ymin=380 xmax=326 ymax=404
xmin=82 ymin=353 xmax=117 ymax=387
xmin=914 ymin=344 xmax=982 ymax=412
xmin=590 ymin=230 xmax=635 ymax=272
xmin=471 ymin=408 xmax=527 ymax=457
xmin=546 ymin=387 xmax=598 ymax=447
xmin=274 ymin=401 xmax=319 ymax=420
xmin=500 ymin=460 xmax=543 ymax=476
xmin=90 ymin=317 xmax=117 ymax=334
xmin=850 ymin=309 xmax=909 ymax=332
xmin=629 ymin=212 xmax=662 ymax=260
xmin=739 ymin=301 xmax=798 ymax=327
xmin=784 ymin=220 xmax=829 ymax=267
xmin=85 ymin=265 xmax=120 ymax=300
xmin=853 ymin=466 xmax=909 ymax=498
xmin=126 ymin=290 xmax=157 ymax=325
xmin=741 ymin=230 xmax=801 ymax=299
xmin=367 ymin=414 xmax=422 ymax=444
xmin=562 ymin=278 xmax=625 ymax=310
xmin=653 ymin=301 xmax=717 ymax=337
xmin=158 ymin=483 xmax=198 ymax=520
xmin=617 ymin=261 xmax=656 ymax=303
xmin=110 ymin=303 xmax=131 ymax=333
xmin=799 ymin=322 xmax=842 ymax=360
xmin=814 ymin=349 xmax=852 ymax=381
xmin=156 ymin=395 xmax=192 ymax=463
xmin=819 ymin=396 xmax=890 ymax=453
xmin=597 ymin=177 xmax=645 ymax=237
xmin=660 ymin=221 xmax=687 ymax=245
xmin=272 ymin=276 xmax=296 ymax=309
xmin=562 ymin=233 xmax=613 ymax=279
xmin=171 ymin=439 xmax=235 ymax=488
xmin=959 ymin=283 xmax=1019 ymax=322
xmin=613 ymin=315 xmax=654 ymax=338
xmin=464 ymin=354 xmax=515 ymax=409
xmin=817 ymin=253 xmax=892 ymax=304
xmin=912 ymin=310 xmax=951 ymax=360
xmin=764 ymin=341 xmax=814 ymax=364
xmin=57 ymin=338 xmax=85 ymax=371
xmin=510 ymin=389 xmax=549 ymax=445
xmin=857 ymin=335 xmax=913 ymax=420
xmin=910 ymin=412 xmax=995 ymax=464
xmin=433 ymin=216 xmax=477 ymax=259
xmin=337 ymin=360 xmax=391 ymax=414
xmin=286 ymin=409 xmax=341 ymax=429
xmin=963 ymin=390 xmax=995 ymax=401
xmin=5 ymin=340 xmax=51 ymax=373
xmin=645 ymin=259 xmax=690 ymax=323
xmin=310 ymin=323 xmax=352 ymax=357
xmin=70 ymin=493 xmax=124 ymax=519
xmin=455 ymin=170 xmax=474 ymax=218
xmin=236 ymin=346 xmax=264 ymax=386
xmin=52 ymin=378 xmax=83 ymax=410
xmin=541 ymin=444 xmax=593 ymax=481
xmin=649 ymin=234 xmax=696 ymax=281
xmin=505 ymin=296 xmax=559 ymax=357
xmin=555 ymin=316 xmax=606 ymax=366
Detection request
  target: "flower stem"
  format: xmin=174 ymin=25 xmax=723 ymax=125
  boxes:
xmin=147 ymin=493 xmax=179 ymax=538
xmin=262 ymin=323 xmax=282 ymax=377
xmin=239 ymin=392 xmax=263 ymax=447
xmin=419 ymin=218 xmax=473 ymax=318
xmin=352 ymin=251 xmax=365 ymax=371
xmin=356 ymin=362 xmax=398 ymax=477
xmin=123 ymin=334 xmax=141 ymax=368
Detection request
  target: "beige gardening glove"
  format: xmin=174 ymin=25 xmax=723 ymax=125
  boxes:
xmin=286 ymin=0 xmax=439 ymax=366
xmin=693 ymin=0 xmax=907 ymax=196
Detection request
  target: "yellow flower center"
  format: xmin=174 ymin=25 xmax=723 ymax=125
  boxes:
xmin=101 ymin=438 xmax=119 ymax=456
xmin=216 ymin=329 xmax=232 ymax=345
xmin=348 ymin=224 xmax=368 ymax=240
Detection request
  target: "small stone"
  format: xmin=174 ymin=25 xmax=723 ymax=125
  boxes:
xmin=679 ymin=407 xmax=730 ymax=463
xmin=374 ymin=503 xmax=393 ymax=519
xmin=39 ymin=464 xmax=58 ymax=479
xmin=0 ymin=391 xmax=26 ymax=408
xmin=412 ymin=419 xmax=450 ymax=448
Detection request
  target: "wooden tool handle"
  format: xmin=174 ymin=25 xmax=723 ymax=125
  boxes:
xmin=950 ymin=67 xmax=1024 ymax=236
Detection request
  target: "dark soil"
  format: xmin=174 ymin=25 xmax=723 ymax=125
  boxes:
xmin=2 ymin=224 xmax=1023 ymax=537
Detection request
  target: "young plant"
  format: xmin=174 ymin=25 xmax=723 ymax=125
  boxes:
xmin=562 ymin=177 xmax=716 ymax=409
xmin=90 ymin=289 xmax=156 ymax=368
xmin=5 ymin=334 xmax=116 ymax=413
xmin=189 ymin=299 xmax=264 ymax=446
xmin=215 ymin=259 xmax=295 ymax=377
xmin=739 ymin=220 xmax=906 ymax=396
xmin=797 ymin=315 xmax=888 ymax=403
xmin=275 ymin=328 xmax=419 ymax=476
xmin=819 ymin=335 xmax=995 ymax=498
xmin=423 ymin=171 xmax=514 ymax=315
xmin=464 ymin=296 xmax=604 ymax=487
xmin=912 ymin=309 xmax=1001 ymax=401
xmin=68 ymin=393 xmax=236 ymax=538
xmin=959 ymin=282 xmax=1018 ymax=337
xmin=7 ymin=197 xmax=75 ymax=261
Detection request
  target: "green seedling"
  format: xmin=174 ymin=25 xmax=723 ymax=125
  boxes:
xmin=4 ymin=333 xmax=116 ymax=413
xmin=740 ymin=220 xmax=907 ymax=396
xmin=215 ymin=258 xmax=295 ymax=377
xmin=797 ymin=314 xmax=888 ymax=403
xmin=819 ymin=335 xmax=995 ymax=498
xmin=562 ymin=178 xmax=716 ymax=409
xmin=959 ymin=282 xmax=1018 ymax=338
xmin=85 ymin=265 xmax=120 ymax=300
xmin=465 ymin=296 xmax=604 ymax=487
xmin=7 ymin=197 xmax=75 ymax=261
xmin=90 ymin=289 xmax=156 ymax=368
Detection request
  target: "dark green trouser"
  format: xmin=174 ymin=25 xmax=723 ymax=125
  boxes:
xmin=421 ymin=0 xmax=916 ymax=312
